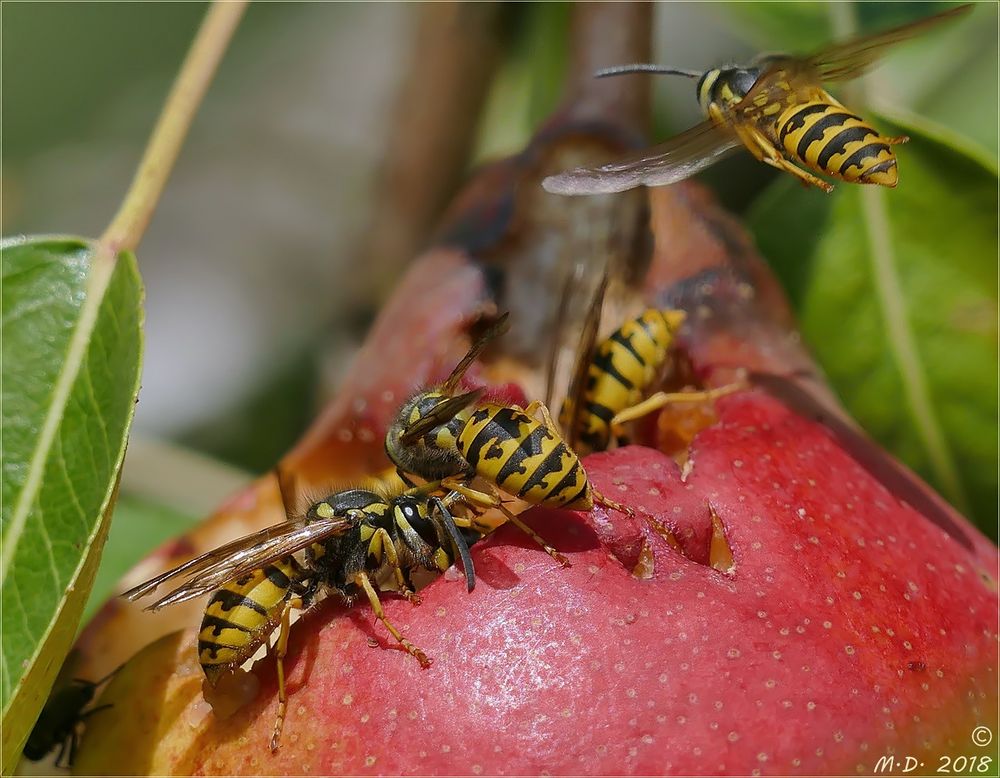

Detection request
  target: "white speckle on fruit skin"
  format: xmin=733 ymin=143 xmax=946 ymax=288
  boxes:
xmin=365 ymin=756 xmax=376 ymax=767
xmin=342 ymin=693 xmax=353 ymax=705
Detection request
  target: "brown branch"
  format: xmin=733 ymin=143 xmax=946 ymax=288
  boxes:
xmin=360 ymin=2 xmax=505 ymax=301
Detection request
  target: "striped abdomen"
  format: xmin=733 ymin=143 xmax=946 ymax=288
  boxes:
xmin=198 ymin=558 xmax=302 ymax=682
xmin=457 ymin=403 xmax=592 ymax=510
xmin=560 ymin=308 xmax=685 ymax=453
xmin=775 ymin=99 xmax=898 ymax=186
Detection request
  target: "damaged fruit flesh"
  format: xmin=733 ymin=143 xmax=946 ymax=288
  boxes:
xmin=74 ymin=393 xmax=998 ymax=776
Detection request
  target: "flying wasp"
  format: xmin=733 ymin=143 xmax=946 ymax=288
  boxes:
xmin=123 ymin=479 xmax=478 ymax=751
xmin=542 ymin=4 xmax=971 ymax=195
xmin=23 ymin=667 xmax=119 ymax=767
xmin=385 ymin=313 xmax=636 ymax=566
xmin=559 ymin=306 xmax=743 ymax=455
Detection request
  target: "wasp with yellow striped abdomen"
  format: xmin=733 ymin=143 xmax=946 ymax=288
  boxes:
xmin=385 ymin=313 xmax=635 ymax=566
xmin=543 ymin=4 xmax=971 ymax=195
xmin=123 ymin=480 xmax=478 ymax=751
xmin=559 ymin=306 xmax=746 ymax=455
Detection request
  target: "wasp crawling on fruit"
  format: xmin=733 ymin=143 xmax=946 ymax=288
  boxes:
xmin=23 ymin=667 xmax=119 ymax=767
xmin=559 ymin=306 xmax=743 ymax=455
xmin=123 ymin=478 xmax=480 ymax=751
xmin=385 ymin=312 xmax=637 ymax=565
xmin=543 ymin=4 xmax=971 ymax=195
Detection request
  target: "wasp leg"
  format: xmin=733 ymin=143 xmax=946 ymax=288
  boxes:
xmin=590 ymin=487 xmax=636 ymax=518
xmin=522 ymin=399 xmax=558 ymax=432
xmin=884 ymin=134 xmax=909 ymax=145
xmin=355 ymin=571 xmax=431 ymax=667
xmin=269 ymin=594 xmax=304 ymax=752
xmin=442 ymin=479 xmax=570 ymax=567
xmin=611 ymin=382 xmax=746 ymax=427
xmin=736 ymin=124 xmax=834 ymax=192
xmin=68 ymin=729 xmax=80 ymax=768
xmin=374 ymin=526 xmax=420 ymax=603
xmin=54 ymin=736 xmax=70 ymax=769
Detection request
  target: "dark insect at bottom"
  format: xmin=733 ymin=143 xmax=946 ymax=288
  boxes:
xmin=23 ymin=667 xmax=119 ymax=768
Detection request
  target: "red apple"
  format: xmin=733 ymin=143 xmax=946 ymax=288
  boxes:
xmin=67 ymin=11 xmax=998 ymax=768
xmin=74 ymin=390 xmax=997 ymax=775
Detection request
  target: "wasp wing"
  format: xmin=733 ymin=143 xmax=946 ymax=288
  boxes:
xmin=809 ymin=4 xmax=971 ymax=82
xmin=561 ymin=269 xmax=609 ymax=449
xmin=122 ymin=515 xmax=355 ymax=608
xmin=441 ymin=312 xmax=510 ymax=394
xmin=541 ymin=121 xmax=741 ymax=196
xmin=398 ymin=388 xmax=485 ymax=446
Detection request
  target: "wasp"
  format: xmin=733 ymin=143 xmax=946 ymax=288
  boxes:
xmin=559 ymin=307 xmax=743 ymax=455
xmin=542 ymin=5 xmax=971 ymax=195
xmin=23 ymin=667 xmax=119 ymax=767
xmin=124 ymin=480 xmax=478 ymax=751
xmin=385 ymin=313 xmax=636 ymax=566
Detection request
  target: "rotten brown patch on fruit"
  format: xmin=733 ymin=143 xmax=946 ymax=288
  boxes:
xmin=708 ymin=505 xmax=735 ymax=575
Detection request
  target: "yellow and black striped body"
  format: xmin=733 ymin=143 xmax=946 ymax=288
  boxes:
xmin=560 ymin=308 xmax=686 ymax=454
xmin=699 ymin=63 xmax=900 ymax=187
xmin=195 ymin=487 xmax=478 ymax=683
xmin=198 ymin=557 xmax=303 ymax=682
xmin=457 ymin=403 xmax=593 ymax=510
xmin=773 ymin=98 xmax=898 ymax=186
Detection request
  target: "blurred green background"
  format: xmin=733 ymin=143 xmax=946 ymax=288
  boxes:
xmin=2 ymin=2 xmax=996 ymax=614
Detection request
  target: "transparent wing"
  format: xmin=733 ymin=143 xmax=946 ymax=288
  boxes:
xmin=122 ymin=515 xmax=354 ymax=609
xmin=441 ymin=312 xmax=510 ymax=393
xmin=562 ymin=270 xmax=609 ymax=449
xmin=398 ymin=389 xmax=485 ymax=446
xmin=808 ymin=4 xmax=971 ymax=82
xmin=541 ymin=120 xmax=741 ymax=196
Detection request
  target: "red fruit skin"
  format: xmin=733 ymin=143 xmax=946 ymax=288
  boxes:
xmin=75 ymin=393 xmax=998 ymax=776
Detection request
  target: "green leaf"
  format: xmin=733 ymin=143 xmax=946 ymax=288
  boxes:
xmin=747 ymin=114 xmax=998 ymax=537
xmin=0 ymin=237 xmax=143 ymax=769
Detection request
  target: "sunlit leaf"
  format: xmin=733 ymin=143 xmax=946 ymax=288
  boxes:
xmin=0 ymin=237 xmax=142 ymax=769
xmin=747 ymin=114 xmax=998 ymax=536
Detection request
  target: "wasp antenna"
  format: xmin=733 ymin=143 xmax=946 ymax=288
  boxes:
xmin=91 ymin=663 xmax=125 ymax=687
xmin=595 ymin=63 xmax=702 ymax=79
